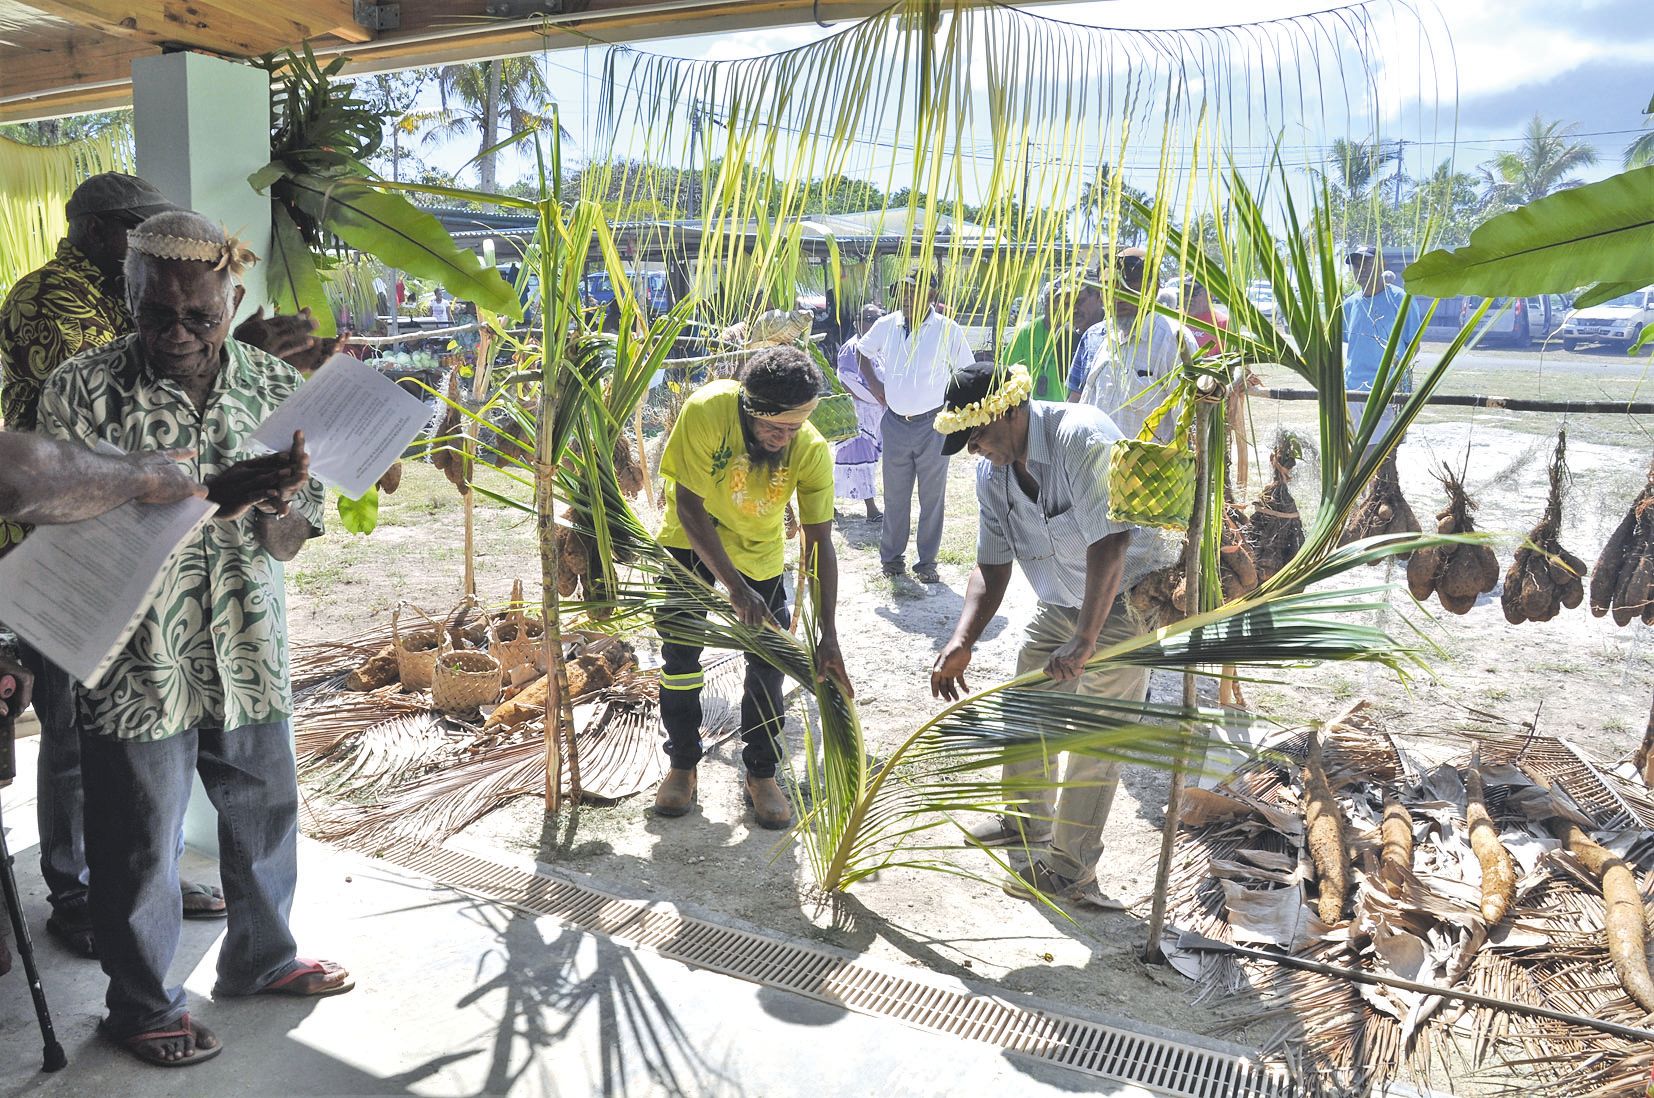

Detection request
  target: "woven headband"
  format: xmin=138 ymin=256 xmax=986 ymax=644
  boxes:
xmin=934 ymin=363 xmax=1033 ymax=435
xmin=740 ymin=387 xmax=819 ymax=426
xmin=127 ymin=230 xmax=258 ymax=276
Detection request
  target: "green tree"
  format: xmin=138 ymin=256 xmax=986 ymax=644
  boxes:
xmin=419 ymin=59 xmax=556 ymax=192
xmin=1625 ymin=93 xmax=1654 ymax=168
xmin=1395 ymin=159 xmax=1482 ymax=247
xmin=1479 ymin=114 xmax=1598 ymax=212
xmin=0 ymin=109 xmax=131 ymax=148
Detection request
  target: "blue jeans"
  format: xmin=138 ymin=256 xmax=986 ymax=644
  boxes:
xmin=79 ymin=720 xmax=301 ymax=1037
xmin=17 ymin=644 xmax=89 ymax=909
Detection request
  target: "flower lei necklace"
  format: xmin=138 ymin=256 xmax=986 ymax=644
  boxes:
xmin=933 ymin=363 xmax=1033 ymax=435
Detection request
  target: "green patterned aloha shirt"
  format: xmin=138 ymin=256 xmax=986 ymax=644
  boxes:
xmin=0 ymin=240 xmax=133 ymax=553
xmin=39 ymin=334 xmax=325 ymax=741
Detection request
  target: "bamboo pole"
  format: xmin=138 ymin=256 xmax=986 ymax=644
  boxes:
xmin=633 ymin=401 xmax=655 ymax=509
xmin=1143 ymin=393 xmax=1216 ymax=964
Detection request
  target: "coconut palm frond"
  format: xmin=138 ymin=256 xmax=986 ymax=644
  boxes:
xmin=0 ymin=127 xmax=133 ymax=296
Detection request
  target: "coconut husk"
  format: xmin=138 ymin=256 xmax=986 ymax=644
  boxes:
xmin=1406 ymin=465 xmax=1498 ymax=614
xmin=1248 ymin=433 xmax=1307 ymax=583
xmin=1340 ymin=452 xmax=1420 ymax=554
xmin=1501 ymin=430 xmax=1588 ymax=624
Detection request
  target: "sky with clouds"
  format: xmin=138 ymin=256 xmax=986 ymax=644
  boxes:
xmin=418 ymin=0 xmax=1654 ymax=190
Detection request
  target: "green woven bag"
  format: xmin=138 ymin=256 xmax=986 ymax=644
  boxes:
xmin=809 ymin=392 xmax=859 ymax=442
xmin=1107 ymin=387 xmax=1197 ymax=529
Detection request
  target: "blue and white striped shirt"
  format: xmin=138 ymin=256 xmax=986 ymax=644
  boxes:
xmin=974 ymin=401 xmax=1163 ymax=609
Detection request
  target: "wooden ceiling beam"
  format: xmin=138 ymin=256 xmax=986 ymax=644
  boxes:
xmin=16 ymin=0 xmax=360 ymax=56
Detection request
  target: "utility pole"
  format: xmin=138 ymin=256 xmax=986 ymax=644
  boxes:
xmin=1392 ymin=138 xmax=1408 ymax=210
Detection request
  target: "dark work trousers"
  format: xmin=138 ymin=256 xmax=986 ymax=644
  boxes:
xmin=657 ymin=546 xmax=790 ymax=778
xmin=79 ymin=720 xmax=301 ymax=1039
xmin=17 ymin=643 xmax=89 ymax=910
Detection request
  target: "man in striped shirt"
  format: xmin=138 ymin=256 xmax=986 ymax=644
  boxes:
xmin=929 ymin=360 xmax=1154 ymax=906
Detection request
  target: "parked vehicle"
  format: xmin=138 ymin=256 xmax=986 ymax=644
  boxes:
xmin=1457 ymin=295 xmax=1567 ymax=347
xmin=1557 ymin=287 xmax=1654 ymax=353
xmin=581 ymin=270 xmax=672 ymax=313
xmin=1244 ymin=279 xmax=1277 ymax=323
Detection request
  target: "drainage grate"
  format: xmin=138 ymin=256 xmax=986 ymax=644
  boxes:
xmin=369 ymin=838 xmax=1293 ymax=1097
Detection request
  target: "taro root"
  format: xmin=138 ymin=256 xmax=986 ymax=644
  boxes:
xmin=1406 ymin=465 xmax=1499 ymax=614
xmin=1340 ymin=452 xmax=1421 ymax=552
xmin=1248 ymin=433 xmax=1307 ymax=583
xmin=1590 ymin=460 xmax=1654 ymax=627
xmin=1502 ymin=430 xmax=1587 ymax=624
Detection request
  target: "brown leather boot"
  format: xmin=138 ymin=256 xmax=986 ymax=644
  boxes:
xmin=653 ymin=767 xmax=697 ymax=817
xmin=744 ymin=774 xmax=793 ymax=830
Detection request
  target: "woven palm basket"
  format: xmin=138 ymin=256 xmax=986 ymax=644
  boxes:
xmin=809 ymin=393 xmax=858 ymax=442
xmin=1107 ymin=439 xmax=1197 ymax=530
xmin=391 ymin=605 xmax=444 ymax=691
xmin=431 ymin=650 xmax=502 ymax=714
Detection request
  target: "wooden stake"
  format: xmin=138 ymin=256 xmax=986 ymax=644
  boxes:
xmin=1144 ymin=392 xmax=1216 ymax=964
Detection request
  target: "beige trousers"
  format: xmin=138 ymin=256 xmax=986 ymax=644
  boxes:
xmin=1006 ymin=596 xmax=1149 ymax=880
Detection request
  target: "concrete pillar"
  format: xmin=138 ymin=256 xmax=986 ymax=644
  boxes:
xmin=132 ymin=51 xmax=270 ymax=321
xmin=132 ymin=52 xmax=274 ymax=857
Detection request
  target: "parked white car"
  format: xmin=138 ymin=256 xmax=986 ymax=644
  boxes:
xmin=1457 ymin=295 xmax=1567 ymax=347
xmin=1557 ymin=287 xmax=1654 ymax=353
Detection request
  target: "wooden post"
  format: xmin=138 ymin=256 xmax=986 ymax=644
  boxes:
xmin=1143 ymin=391 xmax=1217 ymax=963
xmin=634 ymin=401 xmax=655 ymax=509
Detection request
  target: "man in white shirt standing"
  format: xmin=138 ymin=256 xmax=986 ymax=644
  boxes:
xmin=431 ymin=287 xmax=451 ymax=324
xmin=1067 ymin=248 xmax=1195 ymax=441
xmin=857 ymin=266 xmax=976 ymax=584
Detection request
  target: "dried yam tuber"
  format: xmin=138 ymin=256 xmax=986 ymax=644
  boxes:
xmin=1409 ymin=465 xmax=1499 ymax=614
xmin=613 ymin=432 xmax=645 ymax=498
xmin=1340 ymin=453 xmax=1420 ymax=552
xmin=429 ymin=369 xmax=471 ymax=493
xmin=1379 ymin=790 xmax=1414 ymax=886
xmin=1464 ymin=752 xmax=1516 ymax=926
xmin=344 ymin=645 xmax=399 ymax=691
xmin=1247 ymin=433 xmax=1307 ymax=583
xmin=1302 ymin=731 xmax=1350 ymax=924
xmin=485 ymin=676 xmax=546 ymax=730
xmin=1502 ymin=431 xmax=1588 ymax=624
xmin=1592 ymin=463 xmax=1654 ymax=625
xmin=1548 ymin=817 xmax=1654 ymax=1012
xmin=376 ymin=461 xmax=403 ymax=494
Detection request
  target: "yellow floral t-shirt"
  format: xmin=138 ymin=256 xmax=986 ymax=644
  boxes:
xmin=658 ymin=380 xmax=833 ymax=580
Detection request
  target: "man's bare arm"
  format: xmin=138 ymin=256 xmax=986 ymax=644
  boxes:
xmin=0 ymin=433 xmax=203 ymax=524
xmin=858 ymin=352 xmax=888 ymax=406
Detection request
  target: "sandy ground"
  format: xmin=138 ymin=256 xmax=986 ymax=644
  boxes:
xmin=284 ymin=340 xmax=1654 ymax=1082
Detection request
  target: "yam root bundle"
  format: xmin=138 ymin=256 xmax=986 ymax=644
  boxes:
xmin=1302 ymin=731 xmax=1350 ymax=924
xmin=1247 ymin=433 xmax=1306 ymax=583
xmin=1340 ymin=453 xmax=1420 ymax=550
xmin=1464 ymin=752 xmax=1516 ymax=926
xmin=1589 ymin=463 xmax=1654 ymax=626
xmin=1406 ymin=467 xmax=1499 ymax=614
xmin=1502 ymin=430 xmax=1587 ymax=624
xmin=344 ymin=645 xmax=399 ymax=691
xmin=483 ymin=637 xmax=638 ymax=731
xmin=429 ymin=369 xmax=470 ymax=492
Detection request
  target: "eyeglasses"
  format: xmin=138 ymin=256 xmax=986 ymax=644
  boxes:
xmin=136 ymin=306 xmax=227 ymax=337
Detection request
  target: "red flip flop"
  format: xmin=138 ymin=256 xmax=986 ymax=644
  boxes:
xmin=114 ymin=1013 xmax=222 ymax=1067
xmin=259 ymin=958 xmax=355 ymax=997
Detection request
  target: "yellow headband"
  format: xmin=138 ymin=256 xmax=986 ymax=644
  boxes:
xmin=746 ymin=397 xmax=819 ymax=426
xmin=127 ymin=229 xmax=258 ymax=277
xmin=934 ymin=364 xmax=1033 ymax=435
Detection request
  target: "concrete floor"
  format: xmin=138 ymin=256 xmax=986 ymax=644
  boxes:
xmin=1 ymin=734 xmax=1161 ymax=1098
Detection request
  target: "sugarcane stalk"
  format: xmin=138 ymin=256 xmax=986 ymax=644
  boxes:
xmin=1144 ymin=392 xmax=1216 ymax=962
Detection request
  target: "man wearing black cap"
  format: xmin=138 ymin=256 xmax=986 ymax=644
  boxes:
xmin=856 ymin=266 xmax=975 ymax=584
xmin=1343 ymin=244 xmax=1422 ymax=451
xmin=929 ymin=361 xmax=1155 ymax=905
xmin=0 ymin=173 xmax=320 ymax=959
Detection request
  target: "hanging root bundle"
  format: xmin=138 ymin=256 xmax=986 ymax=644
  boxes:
xmin=376 ymin=461 xmax=403 ymax=495
xmin=429 ymin=368 xmax=471 ymax=493
xmin=1340 ymin=452 xmax=1420 ymax=551
xmin=1302 ymin=731 xmax=1349 ymax=924
xmin=613 ymin=432 xmax=645 ymax=499
xmin=1405 ymin=466 xmax=1500 ymax=614
xmin=1589 ymin=461 xmax=1654 ymax=626
xmin=552 ymin=507 xmax=597 ymax=599
xmin=1502 ymin=430 xmax=1587 ymax=624
xmin=1247 ymin=433 xmax=1306 ymax=583
xmin=1464 ymin=750 xmax=1515 ymax=926
xmin=1379 ymin=789 xmax=1414 ymax=886
xmin=1127 ymin=564 xmax=1180 ymax=629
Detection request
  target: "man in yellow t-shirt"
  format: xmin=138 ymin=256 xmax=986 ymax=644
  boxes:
xmin=654 ymin=346 xmax=852 ymax=829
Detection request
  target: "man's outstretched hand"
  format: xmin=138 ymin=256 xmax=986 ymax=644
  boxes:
xmin=207 ymin=431 xmax=310 ymax=519
xmin=930 ymin=639 xmax=973 ymax=702
xmin=235 ymin=307 xmax=337 ymax=374
xmin=813 ymin=635 xmax=854 ymax=698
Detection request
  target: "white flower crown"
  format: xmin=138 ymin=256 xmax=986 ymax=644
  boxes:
xmin=933 ymin=363 xmax=1033 ymax=435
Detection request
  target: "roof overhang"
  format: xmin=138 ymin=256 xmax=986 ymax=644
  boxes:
xmin=0 ymin=1 xmax=1098 ymax=124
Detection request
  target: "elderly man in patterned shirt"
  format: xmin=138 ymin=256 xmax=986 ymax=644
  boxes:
xmin=929 ymin=360 xmax=1154 ymax=907
xmin=39 ymin=210 xmax=351 ymax=1068
xmin=1 ymin=173 xmax=324 ymax=957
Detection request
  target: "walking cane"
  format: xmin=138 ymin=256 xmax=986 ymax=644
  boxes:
xmin=0 ymin=670 xmax=68 ymax=1072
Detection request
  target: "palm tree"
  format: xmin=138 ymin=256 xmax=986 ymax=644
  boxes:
xmin=420 ymin=59 xmax=556 ymax=192
xmin=1479 ymin=114 xmax=1598 ymax=211
xmin=1626 ymin=93 xmax=1654 ymax=168
xmin=1323 ymin=138 xmax=1400 ymax=202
